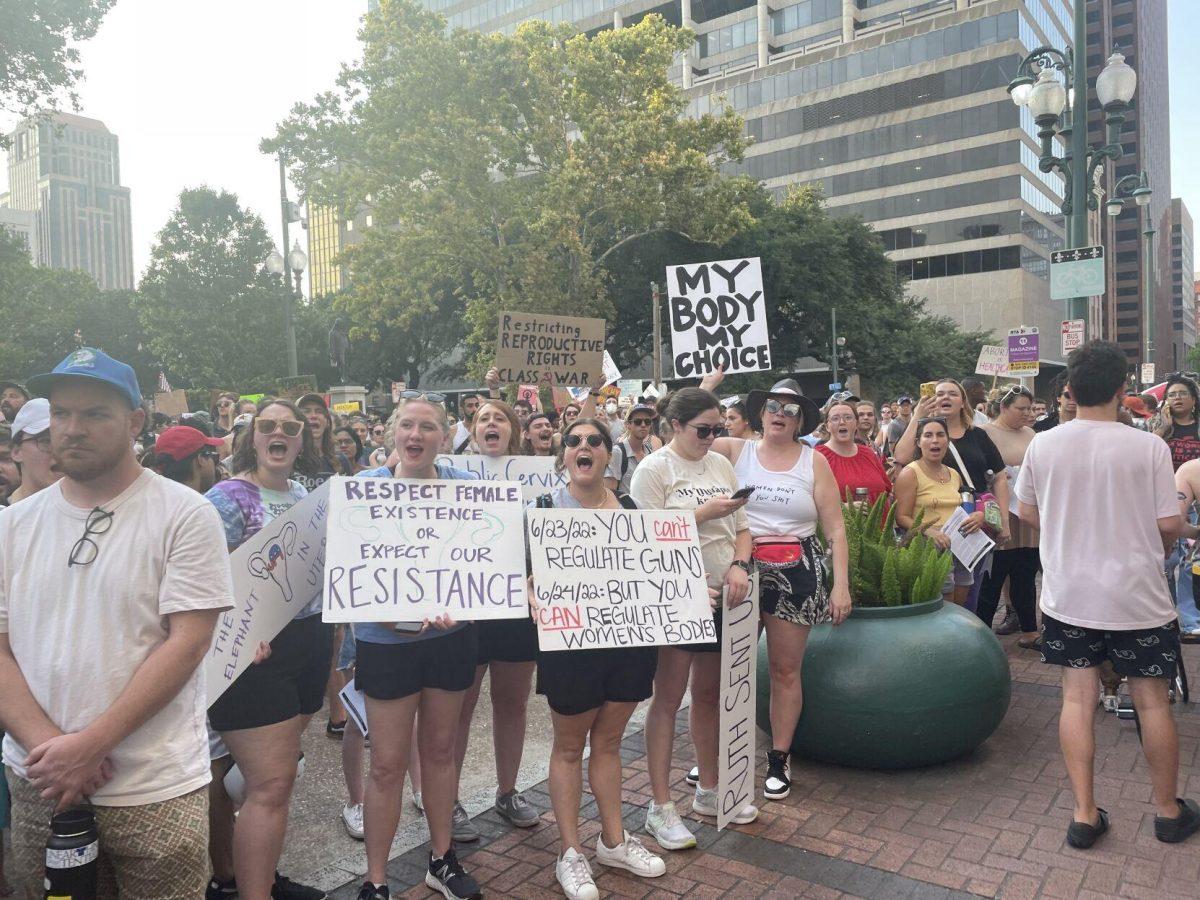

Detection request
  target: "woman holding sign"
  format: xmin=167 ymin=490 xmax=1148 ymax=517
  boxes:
xmin=711 ymin=381 xmax=853 ymax=803
xmin=532 ymin=418 xmax=666 ymax=899
xmin=631 ymin=388 xmax=758 ymax=850
xmin=353 ymin=396 xmax=484 ymax=900
xmin=204 ymin=399 xmax=331 ymax=900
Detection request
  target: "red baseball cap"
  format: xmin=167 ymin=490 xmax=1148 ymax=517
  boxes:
xmin=154 ymin=426 xmax=224 ymax=462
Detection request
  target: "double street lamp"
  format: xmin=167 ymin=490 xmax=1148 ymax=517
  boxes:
xmin=1106 ymin=171 xmax=1155 ymax=373
xmin=1007 ymin=6 xmax=1139 ymax=339
xmin=265 ymin=239 xmax=307 ymax=378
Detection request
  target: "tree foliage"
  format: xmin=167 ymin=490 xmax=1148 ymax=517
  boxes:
xmin=262 ymin=0 xmax=757 ymax=375
xmin=0 ymin=0 xmax=116 ymax=123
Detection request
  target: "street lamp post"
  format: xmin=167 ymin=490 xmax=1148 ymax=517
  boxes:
xmin=1106 ymin=172 xmax=1155 ymax=375
xmin=1007 ymin=6 xmax=1138 ymax=339
xmin=264 ymin=239 xmax=307 ymax=378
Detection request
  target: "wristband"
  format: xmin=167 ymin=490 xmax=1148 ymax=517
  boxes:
xmin=731 ymin=559 xmax=751 ymax=574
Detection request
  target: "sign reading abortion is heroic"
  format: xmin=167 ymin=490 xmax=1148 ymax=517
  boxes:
xmin=495 ymin=311 xmax=606 ymax=387
xmin=323 ymin=477 xmax=528 ymax=623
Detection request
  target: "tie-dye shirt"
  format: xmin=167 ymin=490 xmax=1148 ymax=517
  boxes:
xmin=205 ymin=478 xmax=318 ymax=618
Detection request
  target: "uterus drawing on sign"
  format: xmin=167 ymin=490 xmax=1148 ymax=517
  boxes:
xmin=248 ymin=521 xmax=299 ymax=603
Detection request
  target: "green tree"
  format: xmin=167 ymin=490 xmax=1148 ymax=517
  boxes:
xmin=262 ymin=0 xmax=756 ymax=376
xmin=0 ymin=0 xmax=116 ymax=122
xmin=136 ymin=187 xmax=298 ymax=390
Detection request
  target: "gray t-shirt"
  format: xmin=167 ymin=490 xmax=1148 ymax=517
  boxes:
xmin=885 ymin=417 xmax=910 ymax=453
xmin=605 ymin=441 xmax=645 ymax=495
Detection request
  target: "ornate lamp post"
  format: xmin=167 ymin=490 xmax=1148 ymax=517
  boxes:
xmin=1106 ymin=172 xmax=1155 ymax=373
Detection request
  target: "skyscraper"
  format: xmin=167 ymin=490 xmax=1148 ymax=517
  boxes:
xmin=1086 ymin=0 xmax=1175 ymax=368
xmin=1171 ymin=198 xmax=1194 ymax=365
xmin=435 ymin=0 xmax=1077 ymax=361
xmin=3 ymin=113 xmax=134 ymax=291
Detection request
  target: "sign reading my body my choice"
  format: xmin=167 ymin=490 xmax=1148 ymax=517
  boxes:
xmin=527 ymin=508 xmax=715 ymax=651
xmin=323 ymin=477 xmax=529 ymax=623
xmin=667 ymin=257 xmax=770 ymax=377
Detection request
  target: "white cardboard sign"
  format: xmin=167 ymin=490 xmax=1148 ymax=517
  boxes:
xmin=974 ymin=345 xmax=1009 ymax=377
xmin=717 ymin=578 xmax=759 ymax=830
xmin=206 ymin=482 xmax=330 ymax=705
xmin=667 ymin=257 xmax=771 ymax=377
xmin=323 ymin=477 xmax=529 ymax=623
xmin=436 ymin=454 xmax=567 ymax=501
xmin=527 ymin=508 xmax=715 ymax=651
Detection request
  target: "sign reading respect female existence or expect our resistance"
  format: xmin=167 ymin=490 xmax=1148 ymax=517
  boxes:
xmin=322 ymin=477 xmax=529 ymax=623
xmin=526 ymin=508 xmax=715 ymax=651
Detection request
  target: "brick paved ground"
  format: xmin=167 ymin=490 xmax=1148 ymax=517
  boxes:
xmin=331 ymin=634 xmax=1200 ymax=899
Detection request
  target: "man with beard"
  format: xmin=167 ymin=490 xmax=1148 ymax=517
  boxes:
xmin=0 ymin=428 xmax=18 ymax=507
xmin=6 ymin=400 xmax=60 ymax=505
xmin=0 ymin=382 xmax=30 ymax=425
xmin=0 ymin=348 xmax=234 ymax=898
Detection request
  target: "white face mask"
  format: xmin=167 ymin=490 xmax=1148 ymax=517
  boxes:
xmin=605 ymin=402 xmax=618 ymax=414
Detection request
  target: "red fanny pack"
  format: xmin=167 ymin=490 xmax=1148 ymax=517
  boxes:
xmin=751 ymin=536 xmax=804 ymax=569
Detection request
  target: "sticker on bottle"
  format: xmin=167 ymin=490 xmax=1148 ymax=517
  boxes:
xmin=46 ymin=842 xmax=99 ymax=867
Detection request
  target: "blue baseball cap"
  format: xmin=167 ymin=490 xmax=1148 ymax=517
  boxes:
xmin=27 ymin=348 xmax=143 ymax=409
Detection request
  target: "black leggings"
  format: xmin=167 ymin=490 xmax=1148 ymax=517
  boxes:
xmin=975 ymin=547 xmax=1041 ymax=634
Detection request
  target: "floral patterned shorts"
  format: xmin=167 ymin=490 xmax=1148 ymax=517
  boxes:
xmin=758 ymin=535 xmax=830 ymax=626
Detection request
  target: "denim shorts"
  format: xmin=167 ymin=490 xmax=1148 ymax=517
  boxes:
xmin=337 ymin=625 xmax=357 ymax=671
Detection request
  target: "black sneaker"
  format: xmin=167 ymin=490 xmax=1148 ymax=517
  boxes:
xmin=355 ymin=883 xmax=389 ymax=900
xmin=272 ymin=872 xmax=326 ymax=900
xmin=994 ymin=609 xmax=1021 ymax=635
xmin=764 ymin=750 xmax=791 ymax=801
xmin=206 ymin=877 xmax=237 ymax=900
xmin=685 ymin=766 xmax=699 ymax=786
xmin=1066 ymin=808 xmax=1109 ymax=849
xmin=426 ymin=849 xmax=482 ymax=900
xmin=1155 ymin=798 xmax=1200 ymax=843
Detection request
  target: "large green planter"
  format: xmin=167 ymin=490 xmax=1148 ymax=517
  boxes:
xmin=756 ymin=598 xmax=1011 ymax=769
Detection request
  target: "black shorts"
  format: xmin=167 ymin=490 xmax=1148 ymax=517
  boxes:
xmin=536 ymin=646 xmax=658 ymax=716
xmin=209 ymin=613 xmax=334 ymax=732
xmin=356 ymin=625 xmax=479 ymax=700
xmin=477 ymin=617 xmax=539 ymax=664
xmin=1040 ymin=614 xmax=1181 ymax=679
xmin=679 ymin=607 xmax=722 ymax=654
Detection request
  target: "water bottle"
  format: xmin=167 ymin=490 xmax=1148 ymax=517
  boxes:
xmin=853 ymin=487 xmax=869 ymax=507
xmin=45 ymin=808 xmax=99 ymax=899
xmin=960 ymin=492 xmax=976 ymax=514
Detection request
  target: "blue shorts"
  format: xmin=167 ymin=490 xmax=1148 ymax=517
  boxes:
xmin=337 ymin=626 xmax=357 ymax=671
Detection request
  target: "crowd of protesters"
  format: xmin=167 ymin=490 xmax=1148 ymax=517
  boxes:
xmin=1 ymin=342 xmax=1199 ymax=900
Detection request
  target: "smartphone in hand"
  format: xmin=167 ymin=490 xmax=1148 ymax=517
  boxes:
xmin=731 ymin=486 xmax=756 ymax=500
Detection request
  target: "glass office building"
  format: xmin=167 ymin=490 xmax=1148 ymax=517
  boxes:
xmin=427 ymin=0 xmax=1081 ymax=360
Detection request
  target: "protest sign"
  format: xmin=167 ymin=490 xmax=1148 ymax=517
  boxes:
xmin=527 ymin=508 xmax=714 ymax=651
xmin=666 ymin=257 xmax=770 ymax=377
xmin=718 ymin=578 xmax=759 ymax=831
xmin=323 ymin=477 xmax=528 ymax=623
xmin=617 ymin=379 xmax=644 ymax=399
xmin=974 ymin=345 xmax=1009 ymax=378
xmin=333 ymin=400 xmax=363 ymax=415
xmin=207 ymin=483 xmax=330 ymax=704
xmin=154 ymin=389 xmax=189 ymax=417
xmin=516 ymin=385 xmax=542 ymax=411
xmin=566 ymin=387 xmax=590 ymax=404
xmin=495 ymin=311 xmax=606 ymax=387
xmin=436 ymin=454 xmax=568 ymax=501
xmin=602 ymin=350 xmax=622 ymax=387
xmin=391 ymin=381 xmax=406 ymax=404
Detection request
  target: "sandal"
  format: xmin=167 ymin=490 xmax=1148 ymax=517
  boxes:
xmin=1066 ymin=808 xmax=1109 ymax=849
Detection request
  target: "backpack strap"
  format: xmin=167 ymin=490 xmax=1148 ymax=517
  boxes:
xmin=536 ymin=493 xmax=554 ymax=509
xmin=616 ymin=493 xmax=638 ymax=510
xmin=618 ymin=441 xmax=632 ymax=481
xmin=454 ymin=436 xmax=471 ymax=454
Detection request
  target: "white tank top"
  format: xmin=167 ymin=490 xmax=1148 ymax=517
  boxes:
xmin=732 ymin=441 xmax=818 ymax=538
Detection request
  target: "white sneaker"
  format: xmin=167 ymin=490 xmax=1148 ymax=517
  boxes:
xmin=555 ymin=848 xmax=599 ymax=900
xmin=412 ymin=791 xmax=424 ymax=813
xmin=693 ymin=786 xmax=758 ymax=824
xmin=595 ymin=830 xmax=666 ymax=878
xmin=643 ymin=801 xmax=696 ymax=851
xmin=341 ymin=802 xmax=365 ymax=840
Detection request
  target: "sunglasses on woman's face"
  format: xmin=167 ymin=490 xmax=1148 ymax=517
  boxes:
xmin=765 ymin=398 xmax=801 ymax=418
xmin=684 ymin=422 xmax=727 ymax=440
xmin=218 ymin=400 xmax=233 ymax=408
xmin=255 ymin=419 xmax=304 ymax=437
xmin=564 ymin=433 xmax=605 ymax=449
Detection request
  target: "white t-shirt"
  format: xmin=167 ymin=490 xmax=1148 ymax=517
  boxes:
xmin=0 ymin=469 xmax=234 ymax=805
xmin=1013 ymin=420 xmax=1177 ymax=630
xmin=630 ymin=445 xmax=748 ymax=589
xmin=452 ymin=420 xmax=472 ymax=453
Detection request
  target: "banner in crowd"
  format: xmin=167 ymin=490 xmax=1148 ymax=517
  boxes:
xmin=717 ymin=579 xmax=759 ymax=830
xmin=495 ymin=311 xmax=606 ymax=387
xmin=617 ymin=379 xmax=644 ymax=399
xmin=206 ymin=483 xmax=330 ymax=704
xmin=516 ymin=385 xmax=542 ymax=411
xmin=436 ymin=454 xmax=568 ymax=501
xmin=323 ymin=477 xmax=528 ymax=623
xmin=974 ymin=345 xmax=1009 ymax=377
xmin=602 ymin=350 xmax=622 ymax=386
xmin=666 ymin=257 xmax=770 ymax=377
xmin=527 ymin=508 xmax=714 ymax=651
xmin=154 ymin=389 xmax=189 ymax=417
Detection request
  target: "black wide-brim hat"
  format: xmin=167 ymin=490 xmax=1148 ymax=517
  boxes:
xmin=745 ymin=378 xmax=821 ymax=437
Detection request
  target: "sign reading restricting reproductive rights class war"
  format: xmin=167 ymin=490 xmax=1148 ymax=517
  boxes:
xmin=436 ymin=454 xmax=568 ymax=501
xmin=495 ymin=311 xmax=606 ymax=387
xmin=527 ymin=508 xmax=715 ymax=651
xmin=207 ymin=482 xmax=330 ymax=705
xmin=323 ymin=477 xmax=529 ymax=623
xmin=667 ymin=257 xmax=770 ymax=377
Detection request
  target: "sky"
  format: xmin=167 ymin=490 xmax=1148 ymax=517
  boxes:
xmin=1 ymin=0 xmax=1198 ymax=285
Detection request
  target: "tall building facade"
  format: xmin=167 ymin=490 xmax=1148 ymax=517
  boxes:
xmin=1170 ymin=198 xmax=1194 ymax=367
xmin=0 ymin=205 xmax=40 ymax=263
xmin=2 ymin=113 xmax=134 ymax=290
xmin=433 ymin=0 xmax=1078 ymax=361
xmin=1086 ymin=0 xmax=1175 ymax=368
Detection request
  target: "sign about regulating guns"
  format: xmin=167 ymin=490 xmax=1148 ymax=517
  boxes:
xmin=322 ymin=477 xmax=528 ymax=623
xmin=667 ymin=257 xmax=771 ymax=377
xmin=207 ymin=482 xmax=330 ymax=705
xmin=527 ymin=508 xmax=715 ymax=651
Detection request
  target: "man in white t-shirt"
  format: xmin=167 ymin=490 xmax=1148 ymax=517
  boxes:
xmin=1015 ymin=340 xmax=1199 ymax=849
xmin=0 ymin=349 xmax=234 ymax=897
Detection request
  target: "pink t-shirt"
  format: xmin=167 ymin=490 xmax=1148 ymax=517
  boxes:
xmin=1014 ymin=420 xmax=1177 ymax=630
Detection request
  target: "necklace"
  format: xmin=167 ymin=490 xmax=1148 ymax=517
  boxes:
xmin=919 ymin=461 xmax=951 ymax=484
xmin=569 ymin=483 xmax=611 ymax=509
